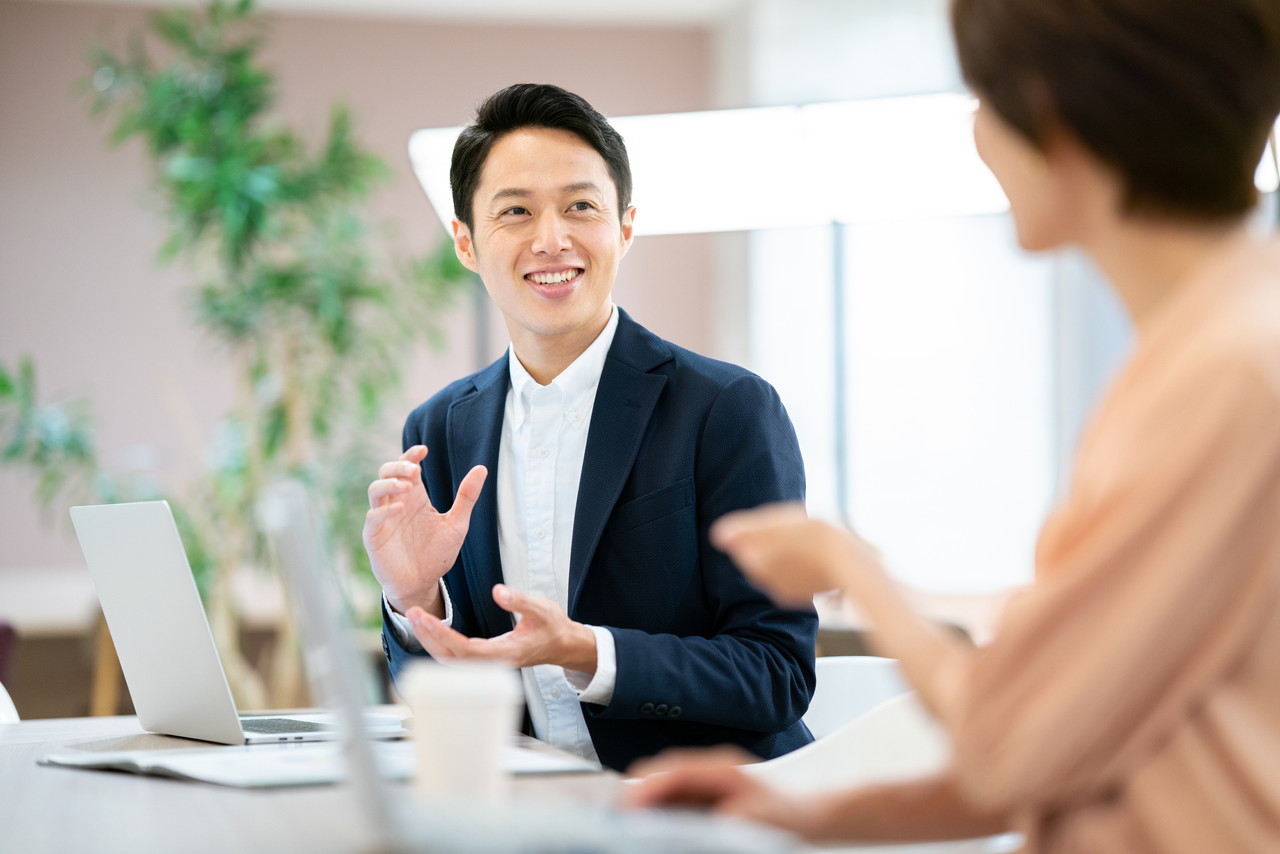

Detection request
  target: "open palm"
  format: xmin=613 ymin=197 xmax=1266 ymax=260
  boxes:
xmin=363 ymin=445 xmax=487 ymax=614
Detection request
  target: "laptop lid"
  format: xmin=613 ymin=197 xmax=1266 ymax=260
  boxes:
xmin=72 ymin=500 xmax=407 ymax=746
xmin=257 ymin=480 xmax=405 ymax=851
xmin=70 ymin=501 xmax=248 ymax=745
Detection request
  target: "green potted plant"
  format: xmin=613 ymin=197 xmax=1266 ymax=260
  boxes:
xmin=70 ymin=0 xmax=472 ymax=707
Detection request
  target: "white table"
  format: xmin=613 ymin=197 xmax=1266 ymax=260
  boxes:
xmin=0 ymin=713 xmax=618 ymax=853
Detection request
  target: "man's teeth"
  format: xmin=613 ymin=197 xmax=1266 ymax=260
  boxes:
xmin=527 ymin=269 xmax=579 ymax=285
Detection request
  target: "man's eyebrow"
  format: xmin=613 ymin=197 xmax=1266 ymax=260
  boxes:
xmin=488 ymin=187 xmax=532 ymax=203
xmin=562 ymin=181 xmax=604 ymax=195
xmin=487 ymin=182 xmax=605 ymax=205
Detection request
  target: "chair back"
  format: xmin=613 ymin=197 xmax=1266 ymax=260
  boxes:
xmin=0 ymin=680 xmax=18 ymax=723
xmin=750 ymin=691 xmax=948 ymax=793
xmin=803 ymin=655 xmax=909 ymax=739
xmin=750 ymin=693 xmax=1023 ymax=853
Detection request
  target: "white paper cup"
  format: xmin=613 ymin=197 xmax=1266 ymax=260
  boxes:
xmin=398 ymin=661 xmax=523 ymax=803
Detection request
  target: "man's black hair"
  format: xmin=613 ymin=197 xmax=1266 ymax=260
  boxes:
xmin=450 ymin=83 xmax=633 ymax=230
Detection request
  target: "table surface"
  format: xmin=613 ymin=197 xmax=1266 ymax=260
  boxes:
xmin=0 ymin=711 xmax=623 ymax=854
xmin=0 ymin=713 xmax=1018 ymax=854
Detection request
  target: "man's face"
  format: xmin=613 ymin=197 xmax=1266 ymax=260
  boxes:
xmin=452 ymin=127 xmax=635 ymax=360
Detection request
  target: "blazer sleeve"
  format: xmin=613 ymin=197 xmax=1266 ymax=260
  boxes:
xmin=588 ymin=374 xmax=817 ymax=734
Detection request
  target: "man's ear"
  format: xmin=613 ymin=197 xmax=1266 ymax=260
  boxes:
xmin=619 ymin=206 xmax=636 ymax=258
xmin=451 ymin=219 xmax=479 ymax=272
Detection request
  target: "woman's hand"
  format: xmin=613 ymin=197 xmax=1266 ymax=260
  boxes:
xmin=710 ymin=503 xmax=881 ymax=607
xmin=624 ymin=747 xmax=830 ymax=838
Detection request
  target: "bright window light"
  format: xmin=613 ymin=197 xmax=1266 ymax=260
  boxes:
xmin=408 ymin=94 xmax=1009 ymax=235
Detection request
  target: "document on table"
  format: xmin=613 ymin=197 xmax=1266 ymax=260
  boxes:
xmin=39 ymin=739 xmax=597 ymax=788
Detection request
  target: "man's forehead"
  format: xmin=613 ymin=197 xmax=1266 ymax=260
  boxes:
xmin=476 ymin=127 xmax=615 ymax=195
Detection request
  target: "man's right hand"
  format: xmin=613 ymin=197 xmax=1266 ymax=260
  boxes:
xmin=363 ymin=445 xmax=487 ymax=618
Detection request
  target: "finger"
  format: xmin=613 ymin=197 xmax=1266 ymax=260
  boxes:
xmin=627 ymin=746 xmax=756 ymax=780
xmin=407 ymin=610 xmax=467 ymax=660
xmin=709 ymin=509 xmax=777 ymax=555
xmin=401 ymin=445 xmax=429 ymax=463
xmin=710 ymin=502 xmax=806 ymax=550
xmin=447 ymin=465 xmax=488 ymax=521
xmin=378 ymin=458 xmax=424 ymax=481
xmin=715 ymin=792 xmax=780 ymax=826
xmin=708 ymin=509 xmax=752 ymax=551
xmin=367 ymin=477 xmax=411 ymax=508
xmin=491 ymin=583 xmax=548 ymax=619
xmin=623 ymin=765 xmax=750 ymax=810
xmin=408 ymin=609 xmax=510 ymax=662
xmin=364 ymin=502 xmax=405 ymax=530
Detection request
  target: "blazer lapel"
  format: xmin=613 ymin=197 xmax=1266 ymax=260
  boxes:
xmin=447 ymin=356 xmax=510 ymax=637
xmin=568 ymin=311 xmax=672 ymax=615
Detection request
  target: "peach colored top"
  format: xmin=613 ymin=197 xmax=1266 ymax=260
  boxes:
xmin=923 ymin=239 xmax=1280 ymax=852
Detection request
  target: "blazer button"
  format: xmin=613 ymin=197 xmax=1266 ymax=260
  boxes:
xmin=668 ymin=706 xmax=682 ymax=718
xmin=640 ymin=702 xmax=655 ymax=714
xmin=654 ymin=704 xmax=669 ymax=716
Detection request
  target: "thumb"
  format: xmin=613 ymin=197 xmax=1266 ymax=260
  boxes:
xmin=492 ymin=583 xmax=544 ymax=621
xmin=449 ymin=465 xmax=488 ymax=521
xmin=493 ymin=582 xmax=523 ymax=610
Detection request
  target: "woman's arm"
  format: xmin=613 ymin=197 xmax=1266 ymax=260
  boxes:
xmin=625 ymin=748 xmax=1007 ymax=843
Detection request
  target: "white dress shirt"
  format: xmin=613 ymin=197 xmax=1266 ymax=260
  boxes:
xmin=386 ymin=306 xmax=620 ymax=762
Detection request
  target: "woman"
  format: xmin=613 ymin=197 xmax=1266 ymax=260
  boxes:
xmin=626 ymin=0 xmax=1280 ymax=851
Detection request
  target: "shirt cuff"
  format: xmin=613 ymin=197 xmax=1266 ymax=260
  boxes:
xmin=566 ymin=625 xmax=616 ymax=705
xmin=383 ymin=579 xmax=454 ymax=653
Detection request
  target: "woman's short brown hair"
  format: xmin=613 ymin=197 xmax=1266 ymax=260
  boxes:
xmin=951 ymin=0 xmax=1280 ymax=222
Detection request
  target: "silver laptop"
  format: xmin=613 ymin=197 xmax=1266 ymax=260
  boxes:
xmin=69 ymin=500 xmax=406 ymax=745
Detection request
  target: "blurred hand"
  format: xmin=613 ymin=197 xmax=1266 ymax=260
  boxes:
xmin=406 ymin=584 xmax=598 ymax=673
xmin=710 ymin=503 xmax=880 ymax=607
xmin=362 ymin=445 xmax=487 ymax=616
xmin=624 ymin=746 xmax=826 ymax=837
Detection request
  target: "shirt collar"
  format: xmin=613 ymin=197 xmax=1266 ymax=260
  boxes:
xmin=507 ymin=304 xmax=620 ymax=427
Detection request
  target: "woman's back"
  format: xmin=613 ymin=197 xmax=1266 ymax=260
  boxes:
xmin=950 ymin=236 xmax=1280 ymax=852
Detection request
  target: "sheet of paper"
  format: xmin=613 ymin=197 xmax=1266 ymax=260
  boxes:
xmin=40 ymin=739 xmax=597 ymax=788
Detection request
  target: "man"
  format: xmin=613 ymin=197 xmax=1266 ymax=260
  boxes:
xmin=363 ymin=83 xmax=815 ymax=772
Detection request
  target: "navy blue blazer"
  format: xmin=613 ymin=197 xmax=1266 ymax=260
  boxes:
xmin=382 ymin=309 xmax=816 ymax=771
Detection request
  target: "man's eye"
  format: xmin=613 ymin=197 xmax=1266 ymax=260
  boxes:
xmin=503 ymin=206 xmax=529 ymax=216
xmin=568 ymin=201 xmax=594 ymax=212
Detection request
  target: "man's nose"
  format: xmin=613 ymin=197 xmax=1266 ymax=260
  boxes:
xmin=530 ymin=211 xmax=571 ymax=255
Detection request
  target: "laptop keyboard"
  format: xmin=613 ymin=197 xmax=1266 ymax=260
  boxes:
xmin=240 ymin=717 xmax=334 ymax=734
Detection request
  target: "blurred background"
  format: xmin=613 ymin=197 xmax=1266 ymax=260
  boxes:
xmin=4 ymin=0 xmax=1235 ymax=720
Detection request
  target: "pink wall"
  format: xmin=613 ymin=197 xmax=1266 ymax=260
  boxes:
xmin=0 ymin=1 xmax=714 ymax=572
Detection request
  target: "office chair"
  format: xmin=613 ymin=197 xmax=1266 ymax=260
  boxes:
xmin=0 ymin=621 xmax=17 ymax=722
xmin=803 ymin=655 xmax=910 ymax=739
xmin=0 ymin=681 xmax=17 ymax=723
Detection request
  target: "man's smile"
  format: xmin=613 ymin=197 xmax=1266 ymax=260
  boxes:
xmin=525 ymin=267 xmax=584 ymax=286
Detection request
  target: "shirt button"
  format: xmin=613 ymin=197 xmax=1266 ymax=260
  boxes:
xmin=668 ymin=706 xmax=682 ymax=718
xmin=551 ymin=688 xmax=562 ymax=700
xmin=639 ymin=702 xmax=655 ymax=714
xmin=535 ymin=528 xmax=546 ymax=540
xmin=536 ymin=447 xmax=549 ymax=458
xmin=654 ymin=704 xmax=669 ymax=716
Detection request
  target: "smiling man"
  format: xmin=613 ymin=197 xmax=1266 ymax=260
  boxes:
xmin=363 ymin=83 xmax=816 ymax=772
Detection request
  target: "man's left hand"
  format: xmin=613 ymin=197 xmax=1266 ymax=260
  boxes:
xmin=405 ymin=584 xmax=598 ymax=673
